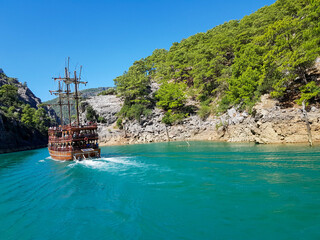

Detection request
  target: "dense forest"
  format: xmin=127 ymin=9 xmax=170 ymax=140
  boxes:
xmin=114 ymin=0 xmax=320 ymax=125
xmin=0 ymin=72 xmax=54 ymax=135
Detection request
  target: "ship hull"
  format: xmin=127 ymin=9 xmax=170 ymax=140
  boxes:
xmin=49 ymin=148 xmax=101 ymax=161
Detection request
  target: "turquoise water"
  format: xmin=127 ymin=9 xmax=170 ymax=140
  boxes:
xmin=0 ymin=141 xmax=320 ymax=240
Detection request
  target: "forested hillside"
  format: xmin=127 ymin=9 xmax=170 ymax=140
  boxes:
xmin=0 ymin=72 xmax=56 ymax=134
xmin=0 ymin=71 xmax=56 ymax=152
xmin=114 ymin=0 xmax=320 ymax=125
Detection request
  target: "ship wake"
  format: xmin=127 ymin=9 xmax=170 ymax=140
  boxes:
xmin=67 ymin=156 xmax=147 ymax=172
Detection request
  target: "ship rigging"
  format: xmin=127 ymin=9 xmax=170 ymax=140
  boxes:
xmin=47 ymin=59 xmax=101 ymax=160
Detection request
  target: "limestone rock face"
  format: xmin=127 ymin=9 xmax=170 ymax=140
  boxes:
xmin=81 ymin=95 xmax=122 ymax=126
xmin=17 ymin=86 xmax=41 ymax=109
xmin=66 ymin=59 xmax=320 ymax=146
xmin=82 ymin=93 xmax=320 ymax=146
xmin=0 ymin=74 xmax=41 ymax=108
xmin=220 ymin=94 xmax=320 ymax=144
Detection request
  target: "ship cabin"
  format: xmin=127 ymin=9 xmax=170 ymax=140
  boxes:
xmin=48 ymin=123 xmax=99 ymax=152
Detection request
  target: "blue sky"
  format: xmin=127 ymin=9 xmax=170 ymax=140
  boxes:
xmin=1 ymin=0 xmax=276 ymax=101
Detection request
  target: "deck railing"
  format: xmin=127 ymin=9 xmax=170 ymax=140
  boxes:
xmin=49 ymin=145 xmax=99 ymax=151
xmin=48 ymin=134 xmax=98 ymax=143
xmin=48 ymin=146 xmax=73 ymax=151
xmin=48 ymin=123 xmax=98 ymax=133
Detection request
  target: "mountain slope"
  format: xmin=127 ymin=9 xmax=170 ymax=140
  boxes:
xmin=0 ymin=71 xmax=57 ymax=153
xmin=113 ymin=0 xmax=320 ymax=125
xmin=78 ymin=0 xmax=320 ymax=146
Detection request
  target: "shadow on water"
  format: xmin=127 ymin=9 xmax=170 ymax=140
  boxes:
xmin=0 ymin=149 xmax=39 ymax=170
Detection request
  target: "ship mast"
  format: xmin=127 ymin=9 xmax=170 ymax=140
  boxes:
xmin=49 ymin=58 xmax=87 ymax=127
xmin=65 ymin=67 xmax=72 ymax=126
xmin=49 ymin=80 xmax=68 ymax=126
xmin=71 ymin=69 xmax=87 ymax=126
xmin=74 ymin=71 xmax=79 ymax=126
xmin=58 ymin=81 xmax=63 ymax=125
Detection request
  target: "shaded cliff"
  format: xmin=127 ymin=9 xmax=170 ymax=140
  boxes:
xmin=0 ymin=70 xmax=57 ymax=153
xmin=0 ymin=113 xmax=47 ymax=153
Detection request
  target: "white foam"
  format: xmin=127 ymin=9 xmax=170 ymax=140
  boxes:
xmin=99 ymin=157 xmax=140 ymax=166
xmin=67 ymin=157 xmax=146 ymax=172
xmin=73 ymin=159 xmax=111 ymax=170
xmin=38 ymin=160 xmax=45 ymax=162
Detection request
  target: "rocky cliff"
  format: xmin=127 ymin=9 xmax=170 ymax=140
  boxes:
xmin=0 ymin=113 xmax=47 ymax=153
xmin=77 ymin=58 xmax=320 ymax=146
xmin=80 ymin=93 xmax=320 ymax=146
xmin=0 ymin=72 xmax=57 ymax=119
xmin=0 ymin=70 xmax=57 ymax=153
xmin=0 ymin=75 xmax=40 ymax=108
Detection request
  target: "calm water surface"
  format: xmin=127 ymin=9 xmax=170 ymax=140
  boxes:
xmin=0 ymin=141 xmax=320 ymax=240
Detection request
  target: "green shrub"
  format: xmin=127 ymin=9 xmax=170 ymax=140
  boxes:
xmin=86 ymin=106 xmax=97 ymax=121
xmin=98 ymin=88 xmax=117 ymax=96
xmin=0 ymin=106 xmax=8 ymax=113
xmin=128 ymin=104 xmax=151 ymax=121
xmin=7 ymin=106 xmax=16 ymax=118
xmin=198 ymin=104 xmax=211 ymax=120
xmin=33 ymin=107 xmax=51 ymax=134
xmin=217 ymin=95 xmax=231 ymax=113
xmin=116 ymin=118 xmax=123 ymax=129
xmin=118 ymin=103 xmax=152 ymax=122
xmin=296 ymin=81 xmax=320 ymax=106
xmin=0 ymin=84 xmax=19 ymax=107
xmin=156 ymin=82 xmax=187 ymax=111
xmin=21 ymin=104 xmax=36 ymax=127
xmin=97 ymin=116 xmax=106 ymax=123
xmin=161 ymin=110 xmax=186 ymax=125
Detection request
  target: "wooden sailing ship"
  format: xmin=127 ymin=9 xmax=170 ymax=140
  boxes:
xmin=48 ymin=60 xmax=101 ymax=160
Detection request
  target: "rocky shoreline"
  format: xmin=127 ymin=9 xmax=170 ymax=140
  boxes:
xmin=81 ymin=94 xmax=320 ymax=147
